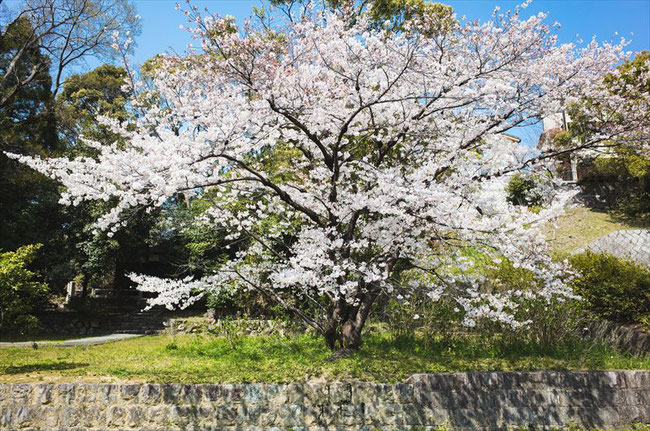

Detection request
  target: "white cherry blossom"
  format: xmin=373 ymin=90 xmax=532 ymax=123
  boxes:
xmin=8 ymin=2 xmax=645 ymax=350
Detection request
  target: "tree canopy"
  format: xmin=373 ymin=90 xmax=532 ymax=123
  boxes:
xmin=9 ymin=2 xmax=650 ymax=350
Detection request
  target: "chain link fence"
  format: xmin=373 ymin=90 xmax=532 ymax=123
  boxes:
xmin=577 ymin=229 xmax=650 ymax=267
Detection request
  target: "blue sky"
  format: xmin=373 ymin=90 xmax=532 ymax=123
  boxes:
xmin=128 ymin=0 xmax=650 ymax=146
xmin=130 ymin=0 xmax=649 ymax=66
xmin=6 ymin=0 xmax=647 ymax=145
xmin=128 ymin=0 xmax=649 ymax=146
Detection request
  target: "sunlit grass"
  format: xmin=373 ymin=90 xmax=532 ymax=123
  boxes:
xmin=1 ymin=331 xmax=648 ymax=384
xmin=544 ymin=207 xmax=637 ymax=255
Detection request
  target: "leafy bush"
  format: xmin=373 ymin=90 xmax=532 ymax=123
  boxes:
xmin=206 ymin=288 xmax=237 ymax=312
xmin=485 ymin=258 xmax=537 ymax=291
xmin=579 ymin=151 xmax=650 ymax=221
xmin=384 ymin=294 xmax=462 ymax=345
xmin=0 ymin=244 xmax=49 ymax=336
xmin=206 ymin=287 xmax=258 ymax=317
xmin=569 ymin=251 xmax=650 ymax=323
xmin=382 ymin=288 xmax=587 ymax=354
xmin=505 ymin=173 xmax=549 ymax=207
xmin=504 ymin=296 xmax=586 ymax=350
xmin=381 ymin=256 xmax=585 ymax=349
xmin=215 ymin=315 xmax=250 ymax=349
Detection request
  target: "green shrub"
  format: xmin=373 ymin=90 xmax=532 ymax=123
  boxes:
xmin=0 ymin=244 xmax=49 ymax=336
xmin=381 ymin=286 xmax=463 ymax=345
xmin=206 ymin=287 xmax=271 ymax=317
xmin=381 ymin=257 xmax=586 ymax=348
xmin=569 ymin=251 xmax=650 ymax=323
xmin=505 ymin=296 xmax=586 ymax=350
xmin=206 ymin=288 xmax=237 ymax=311
xmin=505 ymin=173 xmax=547 ymax=207
xmin=485 ymin=258 xmax=538 ymax=291
xmin=216 ymin=315 xmax=250 ymax=349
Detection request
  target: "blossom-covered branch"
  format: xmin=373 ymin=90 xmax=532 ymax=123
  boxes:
xmin=8 ymin=1 xmax=643 ymax=350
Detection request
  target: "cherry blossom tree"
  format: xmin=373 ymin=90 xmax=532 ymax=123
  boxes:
xmin=9 ymin=1 xmax=645 ymax=350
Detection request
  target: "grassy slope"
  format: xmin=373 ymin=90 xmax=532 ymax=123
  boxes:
xmin=544 ymin=207 xmax=636 ymax=255
xmin=1 ymin=332 xmax=649 ymax=384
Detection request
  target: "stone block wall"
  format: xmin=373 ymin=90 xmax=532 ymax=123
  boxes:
xmin=1 ymin=371 xmax=649 ymax=430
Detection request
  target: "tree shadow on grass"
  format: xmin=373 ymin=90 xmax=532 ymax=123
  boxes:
xmin=3 ymin=362 xmax=88 ymax=374
xmin=606 ymin=210 xmax=650 ymax=229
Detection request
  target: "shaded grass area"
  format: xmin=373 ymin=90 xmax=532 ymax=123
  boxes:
xmin=1 ymin=331 xmax=648 ymax=384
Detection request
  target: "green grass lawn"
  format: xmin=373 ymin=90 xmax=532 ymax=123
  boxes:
xmin=1 ymin=331 xmax=648 ymax=384
xmin=544 ymin=207 xmax=638 ymax=254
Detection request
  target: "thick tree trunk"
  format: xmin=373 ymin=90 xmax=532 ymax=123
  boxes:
xmin=322 ymin=288 xmax=379 ymax=352
xmin=323 ymin=316 xmax=364 ymax=351
xmin=324 ymin=326 xmax=338 ymax=351
xmin=340 ymin=317 xmax=364 ymax=349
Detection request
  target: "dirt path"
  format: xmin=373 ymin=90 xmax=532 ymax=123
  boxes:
xmin=0 ymin=333 xmax=143 ymax=348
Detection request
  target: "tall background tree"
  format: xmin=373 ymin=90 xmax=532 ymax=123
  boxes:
xmin=56 ymin=64 xmax=133 ymax=296
xmin=0 ymin=0 xmax=141 ymax=291
xmin=0 ymin=0 xmax=140 ymax=106
xmin=57 ymin=63 xmax=193 ymax=298
xmin=0 ymin=15 xmax=64 ymax=287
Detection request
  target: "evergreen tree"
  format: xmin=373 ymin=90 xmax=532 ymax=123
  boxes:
xmin=0 ymin=16 xmax=70 ymax=289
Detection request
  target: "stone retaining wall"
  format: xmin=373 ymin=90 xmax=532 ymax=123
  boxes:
xmin=1 ymin=371 xmax=649 ymax=430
